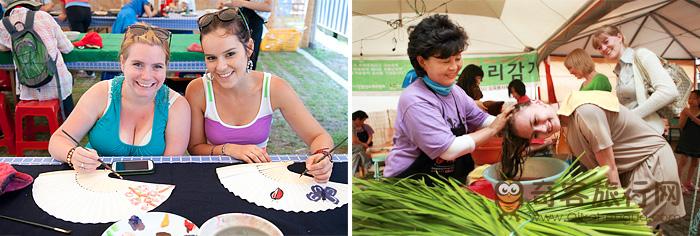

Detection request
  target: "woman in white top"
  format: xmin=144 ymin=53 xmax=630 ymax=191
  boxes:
xmin=591 ymin=24 xmax=677 ymax=135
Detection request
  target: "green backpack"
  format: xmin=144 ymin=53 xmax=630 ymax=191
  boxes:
xmin=2 ymin=10 xmax=56 ymax=88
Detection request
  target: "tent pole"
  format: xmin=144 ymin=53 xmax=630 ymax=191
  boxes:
xmin=544 ymin=56 xmax=557 ymax=103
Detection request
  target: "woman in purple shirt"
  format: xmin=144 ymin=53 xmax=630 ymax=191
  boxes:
xmin=384 ymin=15 xmax=512 ymax=184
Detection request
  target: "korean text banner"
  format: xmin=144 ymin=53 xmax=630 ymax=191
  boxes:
xmin=352 ymin=53 xmax=539 ymax=91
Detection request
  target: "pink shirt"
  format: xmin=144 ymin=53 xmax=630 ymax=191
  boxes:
xmin=0 ymin=7 xmax=73 ymax=101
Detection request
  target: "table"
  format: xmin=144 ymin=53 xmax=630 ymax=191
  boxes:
xmin=0 ymin=155 xmax=348 ymax=235
xmin=54 ymin=13 xmax=201 ymax=31
xmin=0 ymin=33 xmax=205 ymax=72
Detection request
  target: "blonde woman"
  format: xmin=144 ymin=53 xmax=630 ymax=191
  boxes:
xmin=48 ymin=24 xmax=191 ymax=171
xmin=592 ymin=24 xmax=677 ymax=134
xmin=564 ymin=48 xmax=612 ymax=92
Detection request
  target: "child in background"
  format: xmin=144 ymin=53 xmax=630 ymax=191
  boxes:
xmin=675 ymin=90 xmax=700 ymax=194
xmin=352 ymin=110 xmax=374 ymax=178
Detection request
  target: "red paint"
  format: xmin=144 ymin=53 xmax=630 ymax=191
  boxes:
xmin=184 ymin=219 xmax=195 ymax=233
xmin=270 ymin=187 xmax=284 ymax=200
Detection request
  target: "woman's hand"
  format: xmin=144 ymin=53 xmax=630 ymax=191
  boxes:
xmin=489 ymin=105 xmax=515 ymax=132
xmin=70 ymin=147 xmax=101 ymax=173
xmin=305 ymin=153 xmax=333 ymax=183
xmin=225 ymin=144 xmax=271 ymax=163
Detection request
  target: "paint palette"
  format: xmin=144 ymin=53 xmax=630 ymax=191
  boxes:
xmin=199 ymin=213 xmax=282 ymax=236
xmin=102 ymin=212 xmax=199 ymax=236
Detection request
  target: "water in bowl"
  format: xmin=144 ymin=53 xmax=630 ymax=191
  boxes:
xmin=215 ymin=226 xmax=268 ymax=236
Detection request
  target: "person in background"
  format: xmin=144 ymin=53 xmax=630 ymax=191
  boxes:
xmin=59 ymin=0 xmax=93 ymax=78
xmin=507 ymin=79 xmax=529 ymax=104
xmin=37 ymin=0 xmax=52 ymax=12
xmin=675 ymin=90 xmax=700 ymax=194
xmin=218 ymin=0 xmax=272 ymax=71
xmin=112 ymin=0 xmax=156 ymax=34
xmin=592 ymin=24 xmax=677 ymax=135
xmin=49 ymin=23 xmax=191 ymax=170
xmin=352 ymin=110 xmax=374 ymax=178
xmin=58 ymin=0 xmax=91 ymax=34
xmin=352 ymin=110 xmax=374 ymax=148
xmin=564 ymin=48 xmax=612 ymax=92
xmin=457 ymin=64 xmax=488 ymax=111
xmin=178 ymin=0 xmax=196 ymax=12
xmin=0 ymin=0 xmax=75 ymax=116
xmin=186 ymin=8 xmax=333 ymax=183
xmin=456 ymin=64 xmax=505 ymax=116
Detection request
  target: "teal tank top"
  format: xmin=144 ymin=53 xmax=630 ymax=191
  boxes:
xmin=87 ymin=76 xmax=170 ymax=156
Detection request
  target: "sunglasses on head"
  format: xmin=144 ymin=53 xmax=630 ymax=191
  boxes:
xmin=197 ymin=8 xmax=251 ymax=33
xmin=127 ymin=24 xmax=172 ymax=46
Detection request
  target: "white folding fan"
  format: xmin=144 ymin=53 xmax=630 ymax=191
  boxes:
xmin=33 ymin=170 xmax=175 ymax=224
xmin=216 ymin=161 xmax=348 ymax=212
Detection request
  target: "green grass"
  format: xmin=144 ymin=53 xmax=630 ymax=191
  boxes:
xmin=301 ymin=45 xmax=348 ymax=80
xmin=2 ymin=51 xmax=348 ymax=156
xmin=258 ymin=51 xmax=348 ymax=154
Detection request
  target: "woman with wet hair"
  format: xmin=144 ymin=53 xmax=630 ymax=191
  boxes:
xmin=501 ymin=90 xmax=684 ymax=226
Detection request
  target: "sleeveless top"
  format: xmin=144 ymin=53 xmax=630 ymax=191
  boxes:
xmin=203 ymin=72 xmax=273 ymax=148
xmin=87 ymin=76 xmax=179 ymax=156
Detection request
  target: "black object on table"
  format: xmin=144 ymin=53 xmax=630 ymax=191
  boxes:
xmin=0 ymin=162 xmax=348 ymax=235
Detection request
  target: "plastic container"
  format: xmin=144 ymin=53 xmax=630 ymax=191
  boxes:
xmin=483 ymin=157 xmax=569 ymax=201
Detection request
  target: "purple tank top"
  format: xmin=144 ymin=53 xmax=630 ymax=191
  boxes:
xmin=202 ymin=73 xmax=273 ymax=147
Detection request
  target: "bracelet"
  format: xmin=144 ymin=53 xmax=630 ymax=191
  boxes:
xmin=221 ymin=143 xmax=227 ymax=156
xmin=66 ymin=146 xmax=78 ymax=167
xmin=210 ymin=145 xmax=215 ymax=156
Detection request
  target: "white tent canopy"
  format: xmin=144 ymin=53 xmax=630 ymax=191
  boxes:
xmin=550 ymin=0 xmax=700 ymax=60
xmin=352 ymin=0 xmax=592 ymax=57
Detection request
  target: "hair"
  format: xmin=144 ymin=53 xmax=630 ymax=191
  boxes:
xmin=352 ymin=110 xmax=369 ymax=121
xmin=457 ymin=64 xmax=484 ymax=100
xmin=507 ymin=79 xmax=526 ymax=98
xmin=591 ymin=24 xmax=624 ymax=50
xmin=501 ymin=102 xmax=532 ymax=179
xmin=199 ymin=9 xmax=252 ymax=54
xmin=407 ymin=14 xmax=468 ymax=78
xmin=564 ymin=48 xmax=595 ymax=75
xmin=119 ymin=23 xmax=171 ymax=62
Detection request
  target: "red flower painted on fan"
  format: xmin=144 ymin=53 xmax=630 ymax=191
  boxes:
xmin=270 ymin=187 xmax=284 ymax=200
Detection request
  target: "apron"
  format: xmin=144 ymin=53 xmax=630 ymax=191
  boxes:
xmin=395 ymin=81 xmax=474 ymax=185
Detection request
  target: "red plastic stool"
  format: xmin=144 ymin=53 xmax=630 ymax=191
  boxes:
xmin=0 ymin=94 xmax=15 ymax=155
xmin=15 ymin=100 xmax=62 ymax=156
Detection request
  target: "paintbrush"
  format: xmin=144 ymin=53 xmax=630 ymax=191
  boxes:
xmin=299 ymin=137 xmax=347 ymax=178
xmin=61 ymin=129 xmax=124 ymax=179
xmin=0 ymin=215 xmax=71 ymax=234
